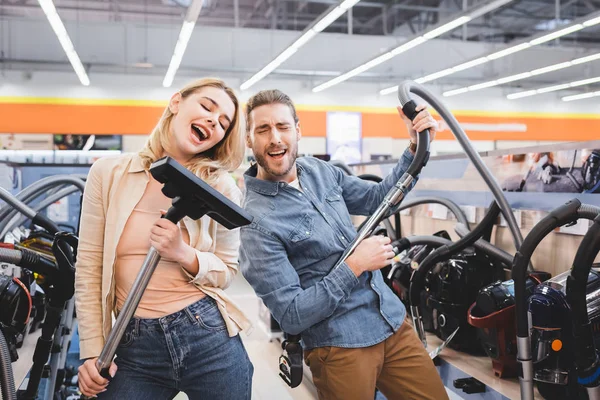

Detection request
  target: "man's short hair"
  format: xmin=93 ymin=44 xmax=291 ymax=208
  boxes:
xmin=245 ymin=89 xmax=299 ymax=133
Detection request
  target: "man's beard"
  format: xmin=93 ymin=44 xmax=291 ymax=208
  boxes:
xmin=254 ymin=144 xmax=298 ymax=178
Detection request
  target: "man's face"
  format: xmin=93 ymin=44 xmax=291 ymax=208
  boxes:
xmin=247 ymin=103 xmax=301 ymax=182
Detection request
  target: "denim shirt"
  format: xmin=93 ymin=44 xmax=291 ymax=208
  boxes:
xmin=239 ymin=149 xmax=416 ymax=350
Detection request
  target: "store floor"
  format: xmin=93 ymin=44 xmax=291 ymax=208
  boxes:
xmin=170 ymin=274 xmax=461 ymax=400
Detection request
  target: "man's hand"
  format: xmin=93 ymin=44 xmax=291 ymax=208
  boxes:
xmin=397 ymin=104 xmax=438 ymax=145
xmin=346 ymin=235 xmax=395 ymax=277
xmin=78 ymin=357 xmax=117 ymax=397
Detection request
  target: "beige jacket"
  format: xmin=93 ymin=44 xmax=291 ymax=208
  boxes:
xmin=74 ymin=153 xmax=252 ymax=359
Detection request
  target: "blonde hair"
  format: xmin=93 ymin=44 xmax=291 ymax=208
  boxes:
xmin=139 ymin=78 xmax=244 ymax=186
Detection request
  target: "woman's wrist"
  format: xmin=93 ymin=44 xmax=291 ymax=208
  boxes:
xmin=178 ymin=245 xmax=199 ymax=276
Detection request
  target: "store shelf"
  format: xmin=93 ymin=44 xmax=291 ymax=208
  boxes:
xmin=426 ymin=333 xmax=543 ymax=399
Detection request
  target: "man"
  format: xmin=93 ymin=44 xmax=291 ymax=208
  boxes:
xmin=239 ymin=89 xmax=447 ymax=400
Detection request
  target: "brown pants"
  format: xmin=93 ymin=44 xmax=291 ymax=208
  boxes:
xmin=304 ymin=322 xmax=449 ymax=400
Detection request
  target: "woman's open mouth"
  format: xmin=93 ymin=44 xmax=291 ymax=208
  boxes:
xmin=191 ymin=124 xmax=210 ymax=144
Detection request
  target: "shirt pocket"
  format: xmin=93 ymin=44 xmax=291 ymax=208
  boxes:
xmin=289 ymin=213 xmax=315 ymax=243
xmin=325 ymin=187 xmax=352 ymax=226
xmin=287 ymin=213 xmax=326 ymax=263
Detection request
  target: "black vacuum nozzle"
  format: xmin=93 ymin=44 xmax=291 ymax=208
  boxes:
xmin=150 ymin=156 xmax=253 ymax=229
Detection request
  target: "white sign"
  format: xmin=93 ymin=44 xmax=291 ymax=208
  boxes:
xmin=326 ymin=112 xmax=362 ymax=165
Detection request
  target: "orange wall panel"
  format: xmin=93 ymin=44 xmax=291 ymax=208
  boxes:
xmin=0 ymin=103 xmax=164 ymax=135
xmin=1 ymin=99 xmax=599 ymax=142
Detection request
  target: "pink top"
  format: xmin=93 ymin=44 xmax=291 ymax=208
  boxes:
xmin=114 ymin=175 xmax=205 ymax=319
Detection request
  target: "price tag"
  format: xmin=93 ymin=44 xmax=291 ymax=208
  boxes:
xmin=559 ymin=219 xmax=590 ymax=236
xmin=499 ymin=210 xmax=522 ymax=228
xmin=460 ymin=206 xmax=477 ymax=224
xmin=429 ymin=204 xmax=448 ymax=220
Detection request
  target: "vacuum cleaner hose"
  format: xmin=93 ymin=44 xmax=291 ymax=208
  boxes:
xmin=0 ymin=329 xmax=16 ymax=400
xmin=389 ymin=196 xmax=469 ymax=227
xmin=578 ymin=204 xmax=600 ymax=220
xmin=397 ymin=81 xmax=524 ymax=257
xmin=392 ymin=235 xmax=453 ymax=253
xmin=454 ymin=223 xmax=515 ymax=266
xmin=0 ymin=248 xmax=22 ymax=265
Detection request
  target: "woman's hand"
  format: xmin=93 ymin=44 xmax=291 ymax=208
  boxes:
xmin=150 ymin=211 xmax=198 ymax=274
xmin=78 ymin=357 xmax=117 ymax=397
xmin=150 ymin=211 xmax=188 ymax=262
xmin=397 ymin=104 xmax=438 ymax=144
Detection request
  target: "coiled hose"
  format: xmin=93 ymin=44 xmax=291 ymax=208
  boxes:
xmin=0 ymin=328 xmax=16 ymax=400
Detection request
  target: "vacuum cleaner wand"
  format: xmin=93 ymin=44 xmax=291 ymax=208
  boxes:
xmin=94 ymin=157 xmax=253 ymax=379
xmin=329 ymin=100 xmax=430 ymax=273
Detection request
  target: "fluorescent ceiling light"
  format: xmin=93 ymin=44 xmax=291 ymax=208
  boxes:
xmin=562 ymin=90 xmax=600 ymax=101
xmin=313 ymin=51 xmax=394 ymax=92
xmin=291 ymin=30 xmax=317 ymax=49
xmin=316 ymin=0 xmax=514 ymax=92
xmin=468 ymin=81 xmax=499 ymax=90
xmin=583 ymin=16 xmax=600 ymax=27
xmin=529 ymin=24 xmax=584 ymax=45
xmin=537 ymin=83 xmax=570 ymax=93
xmin=443 ymin=88 xmax=470 ymax=96
xmin=37 ymin=0 xmax=89 ymax=86
xmin=506 ymin=90 xmax=537 ymax=99
xmin=496 ymin=72 xmax=532 ymax=84
xmin=529 ymin=61 xmax=572 ymax=76
xmin=340 ymin=0 xmax=361 ymax=10
xmin=507 ymin=75 xmax=600 ymax=99
xmin=163 ymin=0 xmax=204 ymax=88
xmin=423 ymin=16 xmax=472 ymax=39
xmin=444 ymin=51 xmax=600 ymax=97
xmin=240 ymin=47 xmax=298 ymax=91
xmin=380 ymin=10 xmax=600 ymax=95
xmin=571 ymin=53 xmax=600 ymax=65
xmin=389 ymin=36 xmax=428 ymax=56
xmin=487 ymin=43 xmax=531 ymax=60
xmin=452 ymin=57 xmax=489 ymax=72
xmin=241 ymin=1 xmax=361 ymax=91
xmin=312 ymin=6 xmax=346 ymax=32
xmin=379 ymin=86 xmax=399 ymax=96
xmin=418 ymin=68 xmax=455 ymax=83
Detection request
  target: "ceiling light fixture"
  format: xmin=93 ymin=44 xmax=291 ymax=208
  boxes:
xmin=379 ymin=10 xmax=600 ymax=95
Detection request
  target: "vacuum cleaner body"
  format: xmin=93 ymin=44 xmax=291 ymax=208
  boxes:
xmin=528 ymin=270 xmax=600 ymax=399
xmin=468 ymin=276 xmax=540 ymax=378
xmin=0 ymin=273 xmax=31 ymax=362
xmin=426 ymin=247 xmax=504 ymax=353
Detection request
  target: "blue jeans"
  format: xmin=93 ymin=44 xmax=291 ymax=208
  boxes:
xmin=98 ymin=296 xmax=253 ymax=400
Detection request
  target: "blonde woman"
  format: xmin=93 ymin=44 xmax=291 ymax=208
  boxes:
xmin=74 ymin=78 xmax=253 ymax=399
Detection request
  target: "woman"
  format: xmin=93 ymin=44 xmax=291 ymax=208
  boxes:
xmin=74 ymin=78 xmax=253 ymax=399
